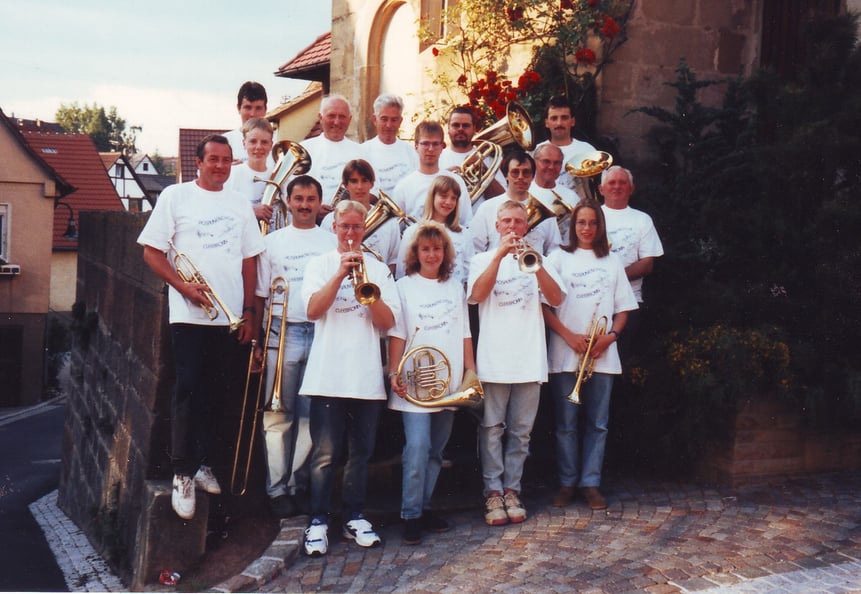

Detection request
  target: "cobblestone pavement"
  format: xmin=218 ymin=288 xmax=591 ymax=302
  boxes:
xmin=257 ymin=472 xmax=861 ymax=593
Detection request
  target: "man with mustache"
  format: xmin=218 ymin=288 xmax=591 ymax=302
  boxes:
xmin=533 ymin=96 xmax=596 ymax=196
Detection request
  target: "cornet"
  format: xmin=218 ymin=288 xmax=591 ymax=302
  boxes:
xmin=167 ymin=240 xmax=245 ymax=332
xmin=347 ymin=239 xmax=381 ymax=305
xmin=567 ymin=306 xmax=609 ymax=405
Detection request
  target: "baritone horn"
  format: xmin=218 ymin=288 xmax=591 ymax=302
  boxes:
xmin=167 ymin=240 xmax=245 ymax=332
xmin=231 ymin=277 xmax=289 ymax=496
xmin=565 ymin=150 xmax=613 ymax=202
xmin=257 ymin=140 xmax=312 ymax=234
xmin=459 ymin=140 xmax=502 ymax=204
xmin=396 ymin=327 xmax=484 ymax=408
xmin=567 ymin=306 xmax=609 ymax=405
xmin=347 ymin=239 xmax=381 ymax=305
xmin=473 ymin=101 xmax=536 ymax=151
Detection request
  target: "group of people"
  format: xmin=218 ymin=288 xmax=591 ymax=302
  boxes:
xmin=137 ymin=81 xmax=663 ymax=558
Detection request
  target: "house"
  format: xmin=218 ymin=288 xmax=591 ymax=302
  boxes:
xmin=100 ymin=152 xmax=152 ymax=212
xmin=177 ymin=128 xmax=227 ymax=183
xmin=0 ymin=108 xmax=75 ymax=407
xmin=20 ymin=130 xmax=124 ymax=313
xmin=266 ymin=81 xmax=324 ymax=145
xmin=130 ymin=153 xmax=175 ymax=205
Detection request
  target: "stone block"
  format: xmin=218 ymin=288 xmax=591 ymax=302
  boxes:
xmin=641 ymin=0 xmax=695 ymax=26
xmin=130 ymin=480 xmax=209 ymax=591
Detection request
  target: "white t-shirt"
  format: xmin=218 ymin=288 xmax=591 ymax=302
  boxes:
xmin=439 ymin=147 xmax=507 ymax=212
xmin=470 ymin=194 xmax=561 ymax=255
xmin=529 ymin=182 xmax=580 ymax=247
xmin=320 ymin=211 xmax=401 ymax=267
xmin=467 ymin=250 xmax=565 ymax=383
xmin=387 ymin=274 xmax=471 ymax=413
xmin=601 ymin=205 xmax=664 ymax=302
xmin=391 ymin=170 xmax=472 ymax=229
xmin=255 ymin=226 xmax=337 ymax=323
xmin=534 ymin=138 xmax=597 ymax=194
xmin=226 ymin=161 xmax=271 ymax=206
xmin=396 ymin=223 xmax=474 ymax=286
xmin=544 ymin=248 xmax=638 ymax=375
xmin=137 ymin=181 xmax=265 ymax=326
xmin=299 ymin=249 xmax=399 ymax=400
xmin=300 ymin=135 xmax=363 ymax=204
xmin=361 ymin=136 xmax=419 ymax=195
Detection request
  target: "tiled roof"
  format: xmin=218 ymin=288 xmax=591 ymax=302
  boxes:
xmin=21 ymin=131 xmax=123 ymax=250
xmin=177 ymin=129 xmax=228 ymax=183
xmin=275 ymin=32 xmax=331 ymax=79
xmin=11 ymin=116 xmax=64 ymax=133
xmin=100 ymin=151 xmax=122 ymax=170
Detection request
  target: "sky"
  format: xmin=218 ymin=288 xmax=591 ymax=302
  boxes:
xmin=0 ymin=1 xmax=332 ymax=156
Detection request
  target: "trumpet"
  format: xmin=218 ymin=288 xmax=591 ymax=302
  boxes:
xmin=168 ymin=240 xmax=245 ymax=332
xmin=258 ymin=140 xmax=312 ymax=235
xmin=231 ymin=277 xmax=289 ymax=495
xmin=396 ymin=327 xmax=484 ymax=408
xmin=513 ymin=239 xmax=542 ymax=273
xmin=347 ymin=239 xmax=381 ymax=305
xmin=567 ymin=306 xmax=609 ymax=405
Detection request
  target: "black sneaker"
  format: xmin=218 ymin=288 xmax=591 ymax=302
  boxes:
xmin=402 ymin=518 xmax=422 ymax=545
xmin=270 ymin=494 xmax=296 ymax=518
xmin=421 ymin=511 xmax=450 ymax=533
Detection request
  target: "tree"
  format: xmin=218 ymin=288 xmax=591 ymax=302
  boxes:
xmin=55 ymin=102 xmax=140 ymax=155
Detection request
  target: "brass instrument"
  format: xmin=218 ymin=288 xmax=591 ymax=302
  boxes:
xmin=459 ymin=140 xmax=503 ymax=204
xmin=396 ymin=327 xmax=484 ymax=408
xmin=525 ymin=193 xmax=556 ymax=232
xmin=231 ymin=277 xmax=289 ymax=496
xmin=550 ymin=190 xmax=575 ymax=225
xmin=258 ymin=140 xmax=312 ymax=235
xmin=473 ymin=102 xmax=536 ymax=151
xmin=168 ymin=240 xmax=245 ymax=332
xmin=564 ymin=150 xmax=613 ymax=202
xmin=330 ymin=183 xmax=351 ymax=207
xmin=567 ymin=306 xmax=609 ymax=405
xmin=347 ymin=239 xmax=381 ymax=305
xmin=364 ymin=190 xmax=416 ymax=241
xmin=513 ymin=239 xmax=542 ymax=273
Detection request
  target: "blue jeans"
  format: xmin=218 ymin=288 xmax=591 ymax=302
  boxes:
xmin=262 ymin=321 xmax=314 ymax=498
xmin=308 ymin=396 xmax=383 ymax=522
xmin=400 ymin=410 xmax=454 ymax=520
xmin=549 ymin=372 xmax=614 ymax=488
xmin=479 ymin=382 xmax=541 ymax=495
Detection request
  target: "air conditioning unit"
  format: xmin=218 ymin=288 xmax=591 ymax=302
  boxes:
xmin=0 ymin=264 xmax=21 ymax=275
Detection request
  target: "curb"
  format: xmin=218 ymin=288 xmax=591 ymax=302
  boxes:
xmin=0 ymin=395 xmax=67 ymax=427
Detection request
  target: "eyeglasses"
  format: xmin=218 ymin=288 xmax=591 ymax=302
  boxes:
xmin=417 ymin=141 xmax=443 ymax=149
xmin=508 ymin=170 xmax=533 ymax=178
xmin=336 ymin=224 xmax=364 ymax=232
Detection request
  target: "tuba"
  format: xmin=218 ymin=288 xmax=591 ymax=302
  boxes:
xmin=168 ymin=240 xmax=245 ymax=332
xmin=396 ymin=328 xmax=484 ymax=408
xmin=258 ymin=140 xmax=312 ymax=235
xmin=347 ymin=239 xmax=381 ymax=305
xmin=565 ymin=150 xmax=613 ymax=202
xmin=231 ymin=277 xmax=289 ymax=496
xmin=567 ymin=304 xmax=609 ymax=405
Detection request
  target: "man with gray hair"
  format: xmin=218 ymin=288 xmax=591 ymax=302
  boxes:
xmin=361 ymin=94 xmax=418 ymax=195
xmin=301 ymin=94 xmax=363 ymax=206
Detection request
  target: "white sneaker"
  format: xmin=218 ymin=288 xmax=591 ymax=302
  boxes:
xmin=343 ymin=517 xmax=381 ymax=548
xmin=304 ymin=521 xmax=328 ymax=557
xmin=172 ymin=474 xmax=195 ymax=520
xmin=193 ymin=465 xmax=222 ymax=494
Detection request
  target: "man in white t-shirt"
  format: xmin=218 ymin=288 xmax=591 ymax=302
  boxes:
xmin=253 ymin=174 xmax=336 ymax=518
xmin=299 ymin=200 xmax=399 ymax=557
xmin=468 ymin=199 xmax=564 ymax=527
xmin=471 ymin=150 xmax=561 ymax=255
xmin=301 ymin=94 xmax=364 ymax=209
xmin=392 ymin=120 xmax=471 ymax=228
xmin=599 ymin=165 xmax=664 ymax=358
xmin=439 ymin=106 xmax=505 ymax=211
xmin=529 ymin=143 xmax=580 ymax=246
xmin=138 ymin=134 xmax=265 ymax=520
xmin=223 ymin=81 xmax=274 ymax=167
xmin=533 ymin=96 xmax=596 ymax=195
xmin=361 ymin=94 xmax=418 ymax=195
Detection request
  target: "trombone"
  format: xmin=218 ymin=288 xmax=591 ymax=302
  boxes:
xmin=231 ymin=276 xmax=289 ymax=496
xmin=567 ymin=305 xmax=609 ymax=405
xmin=167 ymin=240 xmax=245 ymax=333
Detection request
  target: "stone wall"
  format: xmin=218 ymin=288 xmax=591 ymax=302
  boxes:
xmin=57 ymin=210 xmax=173 ymax=581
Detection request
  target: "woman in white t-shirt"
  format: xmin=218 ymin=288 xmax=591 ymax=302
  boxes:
xmin=397 ymin=175 xmax=474 ymax=285
xmin=541 ymin=200 xmax=638 ymax=512
xmin=388 ymin=221 xmax=475 ymax=545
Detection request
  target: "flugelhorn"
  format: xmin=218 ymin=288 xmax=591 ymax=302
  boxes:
xmin=347 ymin=239 xmax=381 ymax=305
xmin=567 ymin=305 xmax=609 ymax=405
xmin=231 ymin=277 xmax=289 ymax=495
xmin=396 ymin=327 xmax=484 ymax=408
xmin=168 ymin=240 xmax=245 ymax=332
xmin=257 ymin=140 xmax=312 ymax=235
xmin=460 ymin=140 xmax=503 ymax=204
xmin=565 ymin=150 xmax=613 ymax=202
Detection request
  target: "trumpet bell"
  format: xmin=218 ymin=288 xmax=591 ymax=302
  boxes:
xmin=514 ymin=239 xmax=543 ymax=274
xmin=474 ymin=102 xmax=536 ymax=151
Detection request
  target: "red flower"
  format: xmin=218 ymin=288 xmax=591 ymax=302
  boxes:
xmin=559 ymin=0 xmax=575 ymax=9
xmin=456 ymin=74 xmax=468 ymax=87
xmin=601 ymin=15 xmax=620 ymax=38
xmin=505 ymin=4 xmax=524 ymax=21
xmin=431 ymin=47 xmax=440 ymax=57
xmin=575 ymin=48 xmax=596 ymax=64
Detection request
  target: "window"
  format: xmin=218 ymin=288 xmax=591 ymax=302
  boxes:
xmin=115 ymin=163 xmax=125 ymax=178
xmin=142 ymin=162 xmax=150 ymax=172
xmin=761 ymin=0 xmax=841 ymax=79
xmin=420 ymin=0 xmax=459 ymax=52
xmin=0 ymin=204 xmax=8 ymax=263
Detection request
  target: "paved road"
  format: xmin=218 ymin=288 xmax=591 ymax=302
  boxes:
xmin=0 ymin=401 xmax=68 ymax=592
xmin=258 ymin=472 xmax=861 ymax=593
